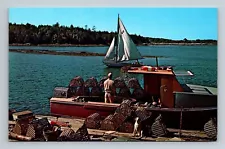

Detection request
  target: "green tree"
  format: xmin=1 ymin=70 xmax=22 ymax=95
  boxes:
xmin=85 ymin=25 xmax=88 ymax=30
xmin=92 ymin=26 xmax=96 ymax=32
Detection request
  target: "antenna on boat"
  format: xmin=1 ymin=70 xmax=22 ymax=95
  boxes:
xmin=156 ymin=57 xmax=159 ymax=67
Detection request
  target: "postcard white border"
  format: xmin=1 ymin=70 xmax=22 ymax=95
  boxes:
xmin=1 ymin=0 xmax=224 ymax=148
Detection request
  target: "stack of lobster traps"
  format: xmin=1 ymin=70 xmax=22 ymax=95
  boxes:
xmin=84 ymin=99 xmax=171 ymax=136
xmin=84 ymin=77 xmax=102 ymax=96
xmin=8 ymin=110 xmax=90 ymax=141
xmin=84 ymin=100 xmax=135 ymax=133
xmin=58 ymin=76 xmax=146 ymax=102
xmin=128 ymin=78 xmax=145 ymax=100
xmin=67 ymin=76 xmax=108 ymax=99
xmin=58 ymin=124 xmax=90 ymax=141
xmin=68 ymin=76 xmax=89 ymax=96
xmin=26 ymin=118 xmax=51 ymax=141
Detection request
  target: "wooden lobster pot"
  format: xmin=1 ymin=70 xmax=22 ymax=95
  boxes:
xmin=75 ymin=124 xmax=90 ymax=141
xmin=57 ymin=128 xmax=76 ymax=141
xmin=121 ymin=99 xmax=132 ymax=106
xmin=26 ymin=118 xmax=50 ymax=140
xmin=85 ymin=113 xmax=101 ymax=129
xmin=131 ymin=88 xmax=145 ymax=100
xmin=135 ymin=107 xmax=152 ymax=122
xmin=13 ymin=116 xmax=34 ymax=136
xmin=113 ymin=113 xmax=126 ymax=129
xmin=69 ymin=76 xmax=84 ymax=87
xmin=100 ymin=100 xmax=134 ymax=131
xmin=151 ymin=115 xmax=168 ymax=137
xmin=114 ymin=77 xmax=127 ymax=88
xmin=128 ymin=78 xmax=141 ymax=89
xmin=115 ymin=102 xmax=132 ymax=117
xmin=58 ymin=124 xmax=90 ymax=141
xmin=118 ymin=122 xmax=134 ymax=133
xmin=117 ymin=87 xmax=131 ymax=98
xmin=84 ymin=77 xmax=98 ymax=87
xmin=100 ymin=115 xmax=116 ymax=131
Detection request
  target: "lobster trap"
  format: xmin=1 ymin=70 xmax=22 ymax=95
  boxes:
xmin=114 ymin=77 xmax=127 ymax=88
xmin=26 ymin=118 xmax=51 ymax=140
xmin=100 ymin=115 xmax=117 ymax=131
xmin=13 ymin=116 xmax=35 ymax=136
xmin=85 ymin=113 xmax=102 ymax=129
xmin=118 ymin=121 xmax=134 ymax=133
xmin=151 ymin=115 xmax=168 ymax=137
xmin=84 ymin=77 xmax=98 ymax=87
xmin=204 ymin=118 xmax=217 ymax=139
xmin=57 ymin=128 xmax=76 ymax=141
xmin=128 ymin=78 xmax=141 ymax=89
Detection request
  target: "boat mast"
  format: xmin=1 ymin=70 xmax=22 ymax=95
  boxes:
xmin=115 ymin=14 xmax=119 ymax=63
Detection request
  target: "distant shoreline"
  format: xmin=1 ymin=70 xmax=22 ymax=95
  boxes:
xmin=9 ymin=43 xmax=217 ymax=47
xmin=9 ymin=49 xmax=165 ymax=58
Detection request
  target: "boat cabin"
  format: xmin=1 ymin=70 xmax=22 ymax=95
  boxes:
xmin=128 ymin=67 xmax=217 ymax=108
xmin=128 ymin=68 xmax=182 ymax=108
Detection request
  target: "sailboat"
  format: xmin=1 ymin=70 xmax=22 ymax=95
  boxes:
xmin=103 ymin=15 xmax=144 ymax=68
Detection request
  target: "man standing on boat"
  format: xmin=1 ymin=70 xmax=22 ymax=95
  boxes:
xmin=104 ymin=72 xmax=116 ymax=103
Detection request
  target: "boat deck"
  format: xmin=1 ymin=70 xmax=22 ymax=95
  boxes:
xmin=50 ymin=97 xmax=119 ymax=106
xmin=182 ymin=84 xmax=217 ymax=95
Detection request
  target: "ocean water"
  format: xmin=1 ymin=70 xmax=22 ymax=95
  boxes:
xmin=9 ymin=45 xmax=217 ymax=114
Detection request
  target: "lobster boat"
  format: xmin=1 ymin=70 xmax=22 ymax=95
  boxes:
xmin=50 ymin=66 xmax=217 ymax=131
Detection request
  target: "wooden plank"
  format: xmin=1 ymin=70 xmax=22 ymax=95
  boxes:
xmin=9 ymin=132 xmax=32 ymax=141
xmin=12 ymin=110 xmax=33 ymax=121
xmin=173 ymin=133 xmax=210 ymax=139
xmin=9 ymin=121 xmax=16 ymax=125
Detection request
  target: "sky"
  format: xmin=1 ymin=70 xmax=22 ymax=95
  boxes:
xmin=9 ymin=8 xmax=217 ymax=40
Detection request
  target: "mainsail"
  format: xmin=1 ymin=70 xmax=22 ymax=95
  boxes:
xmin=104 ymin=16 xmax=143 ymax=62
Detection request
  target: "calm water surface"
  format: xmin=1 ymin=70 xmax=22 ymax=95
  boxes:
xmin=9 ymin=45 xmax=217 ymax=114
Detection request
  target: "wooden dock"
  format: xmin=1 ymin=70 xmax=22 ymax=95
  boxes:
xmin=27 ymin=115 xmax=214 ymax=142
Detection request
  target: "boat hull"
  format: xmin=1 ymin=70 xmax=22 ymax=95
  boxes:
xmin=50 ymin=97 xmax=217 ymax=130
xmin=103 ymin=60 xmax=143 ymax=68
xmin=146 ymin=107 xmax=217 ymax=130
xmin=50 ymin=98 xmax=120 ymax=118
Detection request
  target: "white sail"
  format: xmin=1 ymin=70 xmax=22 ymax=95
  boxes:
xmin=116 ymin=34 xmax=126 ymax=61
xmin=118 ymin=18 xmax=143 ymax=61
xmin=104 ymin=16 xmax=143 ymax=64
xmin=104 ymin=37 xmax=116 ymax=60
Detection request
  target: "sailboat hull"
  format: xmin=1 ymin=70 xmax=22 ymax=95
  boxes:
xmin=105 ymin=62 xmax=129 ymax=68
xmin=103 ymin=60 xmax=143 ymax=68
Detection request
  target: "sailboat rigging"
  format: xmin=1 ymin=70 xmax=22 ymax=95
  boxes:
xmin=103 ymin=15 xmax=144 ymax=67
